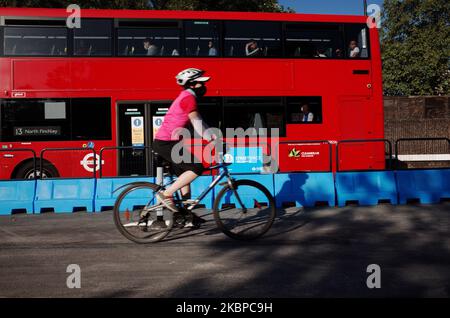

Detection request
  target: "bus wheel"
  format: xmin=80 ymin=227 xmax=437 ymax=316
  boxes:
xmin=13 ymin=159 xmax=60 ymax=179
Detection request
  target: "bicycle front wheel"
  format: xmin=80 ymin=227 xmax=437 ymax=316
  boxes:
xmin=213 ymin=179 xmax=276 ymax=241
xmin=113 ymin=182 xmax=173 ymax=244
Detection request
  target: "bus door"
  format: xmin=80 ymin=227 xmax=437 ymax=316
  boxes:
xmin=337 ymin=96 xmax=384 ymax=170
xmin=117 ymin=102 xmax=169 ymax=176
xmin=117 ymin=103 xmax=151 ymax=176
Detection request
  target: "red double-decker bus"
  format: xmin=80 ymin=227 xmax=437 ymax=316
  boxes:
xmin=0 ymin=7 xmax=384 ymax=179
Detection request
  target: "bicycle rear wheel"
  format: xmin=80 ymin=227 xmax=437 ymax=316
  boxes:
xmin=113 ymin=182 xmax=173 ymax=243
xmin=213 ymin=179 xmax=276 ymax=241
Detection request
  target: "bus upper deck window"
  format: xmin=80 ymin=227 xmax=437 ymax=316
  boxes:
xmin=74 ymin=19 xmax=113 ymax=56
xmin=344 ymin=24 xmax=370 ymax=59
xmin=184 ymin=21 xmax=221 ymax=57
xmin=285 ymin=23 xmax=343 ymax=59
xmin=3 ymin=25 xmax=67 ymax=56
xmin=224 ymin=21 xmax=282 ymax=58
xmin=117 ymin=21 xmax=181 ymax=57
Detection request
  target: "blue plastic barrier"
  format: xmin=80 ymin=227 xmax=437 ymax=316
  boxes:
xmin=34 ymin=179 xmax=96 ymax=213
xmin=160 ymin=175 xmax=216 ymax=209
xmin=396 ymin=169 xmax=450 ymax=204
xmin=335 ymin=171 xmax=398 ymax=207
xmin=94 ymin=177 xmax=155 ymax=212
xmin=104 ymin=178 xmax=158 ymax=212
xmin=274 ymin=173 xmax=335 ymax=207
xmin=0 ymin=180 xmax=36 ymax=215
xmin=96 ymin=176 xmax=215 ymax=211
xmin=214 ymin=174 xmax=275 ymax=208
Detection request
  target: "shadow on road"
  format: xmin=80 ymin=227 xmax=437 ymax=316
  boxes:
xmin=0 ymin=204 xmax=449 ymax=297
xmin=162 ymin=204 xmax=450 ymax=297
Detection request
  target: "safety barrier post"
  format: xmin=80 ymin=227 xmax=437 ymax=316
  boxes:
xmin=335 ymin=139 xmax=397 ymax=207
xmin=273 ymin=140 xmax=335 ymax=207
xmin=34 ymin=148 xmax=96 ymax=213
xmin=395 ymin=138 xmax=450 ymax=204
xmin=0 ymin=149 xmax=37 ymax=215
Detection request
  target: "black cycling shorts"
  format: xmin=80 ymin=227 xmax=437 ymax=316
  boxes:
xmin=152 ymin=139 xmax=205 ymax=176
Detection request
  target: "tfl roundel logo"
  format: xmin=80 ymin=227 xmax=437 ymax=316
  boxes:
xmin=80 ymin=153 xmax=104 ymax=172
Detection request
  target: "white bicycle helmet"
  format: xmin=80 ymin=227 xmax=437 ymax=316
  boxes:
xmin=176 ymin=68 xmax=210 ymax=86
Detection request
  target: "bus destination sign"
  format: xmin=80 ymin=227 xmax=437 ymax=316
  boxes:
xmin=14 ymin=126 xmax=61 ymax=136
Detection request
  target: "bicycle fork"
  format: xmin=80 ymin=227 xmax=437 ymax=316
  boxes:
xmin=224 ymin=176 xmax=248 ymax=213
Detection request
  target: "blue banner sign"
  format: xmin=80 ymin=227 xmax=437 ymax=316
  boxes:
xmin=224 ymin=147 xmax=264 ymax=173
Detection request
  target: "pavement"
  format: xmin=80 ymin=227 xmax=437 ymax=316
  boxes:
xmin=0 ymin=204 xmax=449 ymax=298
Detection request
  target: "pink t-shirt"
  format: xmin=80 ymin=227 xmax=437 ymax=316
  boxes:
xmin=155 ymin=90 xmax=197 ymax=141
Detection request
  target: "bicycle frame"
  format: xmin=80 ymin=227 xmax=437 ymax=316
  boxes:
xmin=185 ymin=165 xmax=229 ymax=211
xmin=163 ymin=163 xmax=246 ymax=212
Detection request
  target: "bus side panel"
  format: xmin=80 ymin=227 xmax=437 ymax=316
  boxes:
xmin=337 ymin=96 xmax=385 ymax=170
xmin=0 ymin=60 xmax=12 ymax=97
xmin=12 ymin=59 xmax=70 ymax=91
xmin=369 ymin=26 xmax=385 ymax=140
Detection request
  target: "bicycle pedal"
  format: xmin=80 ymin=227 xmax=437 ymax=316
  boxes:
xmin=173 ymin=217 xmax=186 ymax=227
xmin=182 ymin=199 xmax=198 ymax=206
xmin=184 ymin=221 xmax=201 ymax=229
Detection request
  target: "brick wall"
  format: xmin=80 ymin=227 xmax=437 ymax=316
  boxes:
xmin=384 ymin=96 xmax=450 ymax=167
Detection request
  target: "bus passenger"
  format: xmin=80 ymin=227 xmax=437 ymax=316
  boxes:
xmin=143 ymin=38 xmax=158 ymax=56
xmin=290 ymin=103 xmax=314 ymax=123
xmin=245 ymin=39 xmax=263 ymax=57
xmin=349 ymin=40 xmax=360 ymax=58
xmin=208 ymin=41 xmax=218 ymax=56
xmin=314 ymin=48 xmax=327 ymax=58
xmin=300 ymin=104 xmax=314 ymax=122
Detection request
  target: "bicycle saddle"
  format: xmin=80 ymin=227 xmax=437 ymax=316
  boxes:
xmin=152 ymin=151 xmax=172 ymax=172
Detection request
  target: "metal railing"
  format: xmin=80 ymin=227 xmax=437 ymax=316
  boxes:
xmin=0 ymin=148 xmax=37 ymax=180
xmin=395 ymin=137 xmax=450 ymax=170
xmin=40 ymin=147 xmax=97 ymax=179
xmin=99 ymin=146 xmax=152 ymax=178
xmin=274 ymin=140 xmax=333 ymax=173
xmin=3 ymin=137 xmax=450 ymax=180
xmin=336 ymin=139 xmax=393 ymax=172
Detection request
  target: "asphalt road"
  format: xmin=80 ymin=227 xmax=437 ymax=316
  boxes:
xmin=0 ymin=204 xmax=449 ymax=298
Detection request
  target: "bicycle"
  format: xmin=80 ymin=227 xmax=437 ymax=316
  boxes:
xmin=113 ymin=149 xmax=276 ymax=243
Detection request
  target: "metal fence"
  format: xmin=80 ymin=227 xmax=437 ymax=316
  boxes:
xmin=2 ymin=137 xmax=450 ymax=180
xmin=336 ymin=139 xmax=393 ymax=172
xmin=395 ymin=137 xmax=450 ymax=169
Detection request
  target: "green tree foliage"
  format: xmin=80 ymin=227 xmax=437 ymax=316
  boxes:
xmin=164 ymin=0 xmax=287 ymax=12
xmin=0 ymin=0 xmax=290 ymax=11
xmin=381 ymin=0 xmax=450 ymax=96
xmin=0 ymin=1 xmax=149 ymax=8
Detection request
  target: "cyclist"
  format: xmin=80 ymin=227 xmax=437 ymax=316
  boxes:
xmin=152 ymin=68 xmax=216 ymax=226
